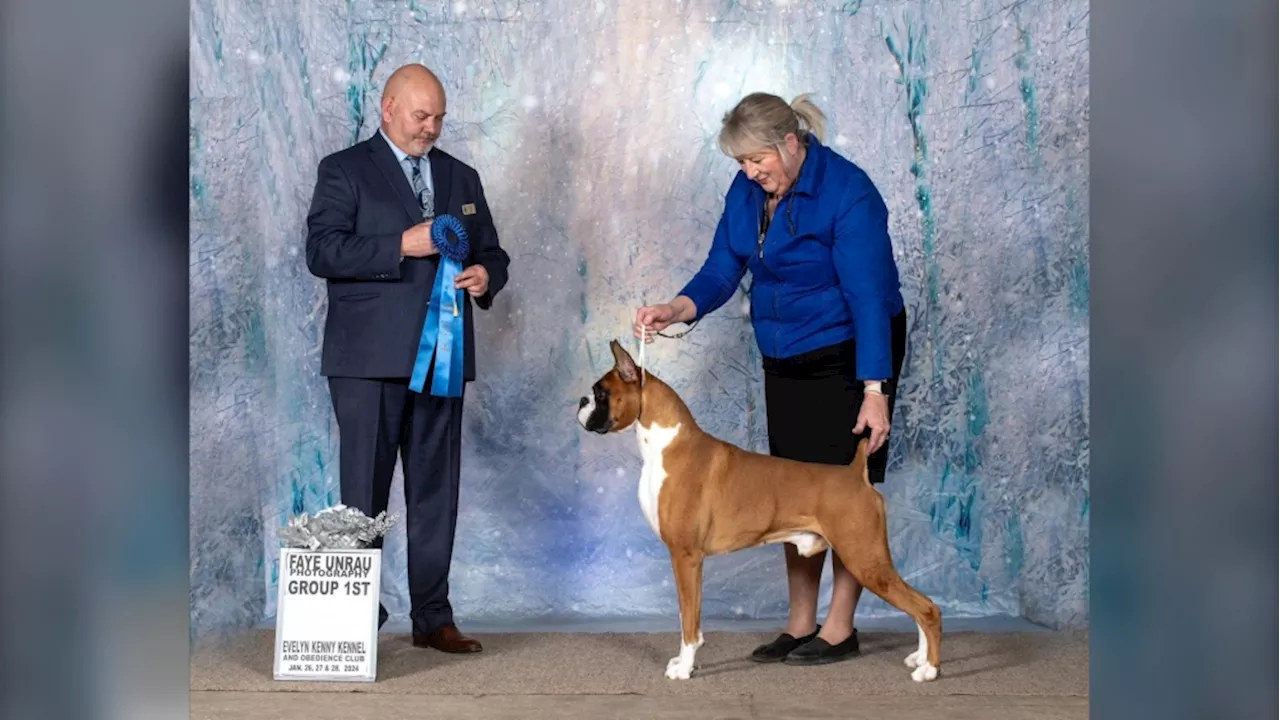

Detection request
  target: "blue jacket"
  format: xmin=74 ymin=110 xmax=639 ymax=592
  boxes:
xmin=679 ymin=137 xmax=904 ymax=379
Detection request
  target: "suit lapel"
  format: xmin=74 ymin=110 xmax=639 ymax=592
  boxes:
xmin=428 ymin=147 xmax=452 ymax=218
xmin=367 ymin=134 xmax=424 ymax=224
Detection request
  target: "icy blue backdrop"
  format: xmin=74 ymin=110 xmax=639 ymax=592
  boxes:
xmin=190 ymin=0 xmax=1089 ymax=634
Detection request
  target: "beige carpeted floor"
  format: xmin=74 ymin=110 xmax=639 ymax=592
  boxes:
xmin=191 ymin=629 xmax=1088 ymax=698
xmin=192 ymin=691 xmax=1089 ymax=720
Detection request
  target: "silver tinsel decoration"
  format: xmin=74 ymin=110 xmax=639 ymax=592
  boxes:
xmin=279 ymin=504 xmax=401 ymax=550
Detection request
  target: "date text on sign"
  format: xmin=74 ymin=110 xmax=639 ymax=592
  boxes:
xmin=273 ymin=548 xmax=381 ymax=682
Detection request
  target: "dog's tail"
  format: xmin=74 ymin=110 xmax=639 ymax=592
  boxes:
xmin=850 ymin=436 xmax=873 ymax=485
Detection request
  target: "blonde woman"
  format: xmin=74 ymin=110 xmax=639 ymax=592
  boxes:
xmin=635 ymin=92 xmax=908 ymax=666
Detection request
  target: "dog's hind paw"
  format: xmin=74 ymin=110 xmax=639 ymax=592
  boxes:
xmin=904 ymin=649 xmax=926 ymax=668
xmin=910 ymin=662 xmax=939 ymax=683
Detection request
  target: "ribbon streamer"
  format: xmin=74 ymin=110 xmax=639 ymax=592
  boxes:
xmin=409 ymin=214 xmax=471 ymax=396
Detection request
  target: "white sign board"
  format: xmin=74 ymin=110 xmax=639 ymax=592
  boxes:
xmin=273 ymin=548 xmax=381 ymax=682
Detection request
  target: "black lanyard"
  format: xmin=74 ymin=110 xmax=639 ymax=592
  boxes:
xmin=758 ymin=197 xmax=774 ymax=258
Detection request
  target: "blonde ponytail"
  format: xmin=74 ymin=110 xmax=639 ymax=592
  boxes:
xmin=718 ymin=91 xmax=829 ymax=158
xmin=789 ymin=93 xmax=827 ymax=144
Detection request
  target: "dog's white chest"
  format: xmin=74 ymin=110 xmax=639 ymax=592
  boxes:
xmin=636 ymin=422 xmax=679 ymax=537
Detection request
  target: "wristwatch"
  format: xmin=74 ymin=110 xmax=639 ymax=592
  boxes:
xmin=864 ymin=380 xmax=887 ymax=396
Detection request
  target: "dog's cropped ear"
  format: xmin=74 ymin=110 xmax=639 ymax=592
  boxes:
xmin=609 ymin=339 xmax=639 ymax=384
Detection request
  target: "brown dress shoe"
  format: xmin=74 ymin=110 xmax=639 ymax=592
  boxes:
xmin=412 ymin=623 xmax=483 ymax=653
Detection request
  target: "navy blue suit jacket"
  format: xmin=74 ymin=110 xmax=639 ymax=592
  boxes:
xmin=305 ymin=133 xmax=511 ymax=381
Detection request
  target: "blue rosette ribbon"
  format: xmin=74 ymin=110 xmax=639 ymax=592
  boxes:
xmin=408 ymin=214 xmax=470 ymax=396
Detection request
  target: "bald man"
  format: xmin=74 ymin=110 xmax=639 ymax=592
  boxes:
xmin=305 ymin=64 xmax=510 ymax=654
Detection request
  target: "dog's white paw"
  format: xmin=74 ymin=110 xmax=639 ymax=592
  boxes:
xmin=911 ymin=662 xmax=939 ymax=683
xmin=665 ymin=656 xmax=693 ymax=680
xmin=904 ymin=649 xmax=926 ymax=668
xmin=663 ymin=633 xmax=701 ymax=680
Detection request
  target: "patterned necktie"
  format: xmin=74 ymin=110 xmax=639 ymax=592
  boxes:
xmin=409 ymin=156 xmax=434 ymax=220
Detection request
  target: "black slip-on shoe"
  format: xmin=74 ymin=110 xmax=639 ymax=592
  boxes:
xmin=782 ymin=629 xmax=861 ymax=666
xmin=750 ymin=625 xmax=822 ymax=663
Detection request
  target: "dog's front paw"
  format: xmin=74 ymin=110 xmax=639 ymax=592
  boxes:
xmin=665 ymin=656 xmax=693 ymax=680
xmin=904 ymin=649 xmax=926 ymax=669
xmin=910 ymin=662 xmax=939 ymax=683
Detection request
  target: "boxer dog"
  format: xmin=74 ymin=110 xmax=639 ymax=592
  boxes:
xmin=576 ymin=340 xmax=942 ymax=682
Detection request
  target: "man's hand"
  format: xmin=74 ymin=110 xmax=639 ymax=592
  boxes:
xmin=454 ymin=264 xmax=490 ymax=297
xmin=401 ymin=221 xmax=437 ymax=257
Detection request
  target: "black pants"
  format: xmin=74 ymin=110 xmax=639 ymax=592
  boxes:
xmin=763 ymin=310 xmax=908 ymax=482
xmin=326 ymin=376 xmax=464 ymax=634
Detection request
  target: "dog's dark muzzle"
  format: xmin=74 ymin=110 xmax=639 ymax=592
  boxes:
xmin=578 ymin=397 xmax=611 ymax=434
